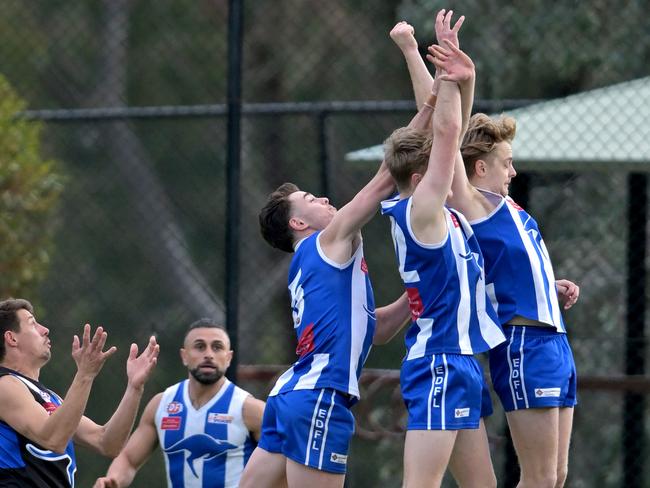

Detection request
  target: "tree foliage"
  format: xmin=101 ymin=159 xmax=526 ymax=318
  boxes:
xmin=0 ymin=74 xmax=63 ymax=297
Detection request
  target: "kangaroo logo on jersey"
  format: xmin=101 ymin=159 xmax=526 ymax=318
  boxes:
xmin=163 ymin=434 xmax=237 ymax=478
xmin=26 ymin=443 xmax=76 ymax=487
xmin=296 ymin=323 xmax=315 ymax=357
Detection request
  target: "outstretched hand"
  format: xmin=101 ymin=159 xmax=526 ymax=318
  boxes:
xmin=126 ymin=335 xmax=160 ymax=390
xmin=390 ymin=21 xmax=418 ymax=52
xmin=435 ymin=9 xmax=464 ymax=49
xmin=427 ymin=40 xmax=475 ymax=83
xmin=72 ymin=324 xmax=117 ymax=379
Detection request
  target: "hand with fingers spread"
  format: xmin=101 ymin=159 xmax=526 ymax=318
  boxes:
xmin=390 ymin=20 xmax=418 ymax=52
xmin=126 ymin=336 xmax=160 ymax=390
xmin=427 ymin=40 xmax=475 ymax=83
xmin=434 ymin=8 xmax=464 ymax=49
xmin=71 ymin=324 xmax=117 ymax=379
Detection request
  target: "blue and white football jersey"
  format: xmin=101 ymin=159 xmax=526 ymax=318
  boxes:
xmin=381 ymin=196 xmax=505 ymax=359
xmin=469 ymin=190 xmax=565 ymax=332
xmin=155 ymin=379 xmax=256 ymax=488
xmin=269 ymin=232 xmax=376 ymax=401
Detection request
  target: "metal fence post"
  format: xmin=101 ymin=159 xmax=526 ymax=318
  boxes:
xmin=624 ymin=172 xmax=647 ymax=488
xmin=226 ymin=0 xmax=244 ymax=381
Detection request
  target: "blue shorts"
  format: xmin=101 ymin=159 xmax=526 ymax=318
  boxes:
xmin=480 ymin=369 xmax=494 ymax=418
xmin=258 ymin=389 xmax=354 ymax=474
xmin=401 ymin=353 xmax=484 ymax=430
xmin=489 ymin=326 xmax=578 ymax=412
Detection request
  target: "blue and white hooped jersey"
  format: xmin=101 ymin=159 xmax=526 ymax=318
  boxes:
xmin=269 ymin=231 xmax=376 ymax=400
xmin=381 ymin=196 xmax=505 ymax=359
xmin=155 ymin=379 xmax=256 ymax=488
xmin=469 ymin=190 xmax=565 ymax=333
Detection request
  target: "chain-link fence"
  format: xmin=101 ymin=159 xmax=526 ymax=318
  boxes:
xmin=1 ymin=1 xmax=650 ymax=487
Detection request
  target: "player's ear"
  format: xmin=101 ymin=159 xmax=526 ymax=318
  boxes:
xmin=410 ymin=172 xmax=423 ymax=188
xmin=180 ymin=347 xmax=188 ymax=367
xmin=289 ymin=216 xmax=308 ymax=231
xmin=475 ymin=159 xmax=488 ymax=177
xmin=4 ymin=330 xmax=18 ymax=348
xmin=225 ymin=350 xmax=233 ymax=368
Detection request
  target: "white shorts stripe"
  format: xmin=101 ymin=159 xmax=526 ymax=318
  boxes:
xmin=305 ymin=389 xmax=325 ymax=466
xmin=318 ymin=390 xmax=336 ymax=469
xmin=506 ymin=328 xmax=518 ymax=410
xmin=519 ymin=327 xmax=529 ymax=408
xmin=427 ymin=354 xmax=437 ymax=429
xmin=441 ymin=354 xmax=449 ymax=429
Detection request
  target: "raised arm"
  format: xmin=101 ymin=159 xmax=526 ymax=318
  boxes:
xmin=408 ymin=40 xmax=472 ymax=244
xmin=430 ymin=37 xmax=489 ymax=221
xmin=432 ymin=10 xmax=469 ymax=136
xmin=75 ymin=336 xmax=159 ymax=457
xmin=93 ymin=394 xmax=163 ymax=488
xmin=390 ymin=21 xmax=434 ymax=109
xmin=319 ymin=95 xmax=438 ymax=263
xmin=0 ymin=324 xmax=116 ymax=453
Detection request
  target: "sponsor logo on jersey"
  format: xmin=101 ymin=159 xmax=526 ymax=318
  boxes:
xmin=454 ymin=408 xmax=470 ymax=418
xmin=330 ymin=452 xmax=348 ymax=465
xmin=406 ymin=287 xmax=424 ymax=320
xmin=360 ymin=257 xmax=369 ymax=274
xmin=161 ymin=417 xmax=182 ymax=430
xmin=39 ymin=391 xmax=51 ymax=402
xmin=208 ymin=413 xmax=233 ymax=424
xmin=534 ymin=387 xmax=561 ymax=398
xmin=167 ymin=401 xmax=183 ymax=414
xmin=296 ymin=323 xmax=315 ymax=357
xmin=42 ymin=401 xmax=58 ymax=415
xmin=449 ymin=212 xmax=460 ymax=228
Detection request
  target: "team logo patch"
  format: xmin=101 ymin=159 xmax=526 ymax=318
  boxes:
xmin=296 ymin=323 xmax=315 ymax=357
xmin=509 ymin=199 xmax=524 ymax=211
xmin=360 ymin=257 xmax=369 ymax=274
xmin=454 ymin=408 xmax=470 ymax=418
xmin=208 ymin=413 xmax=233 ymax=424
xmin=164 ymin=435 xmax=237 ymax=478
xmin=42 ymin=402 xmax=58 ymax=415
xmin=161 ymin=417 xmax=182 ymax=430
xmin=167 ymin=401 xmax=183 ymax=414
xmin=406 ymin=287 xmax=424 ymax=320
xmin=330 ymin=452 xmax=348 ymax=465
xmin=534 ymin=387 xmax=561 ymax=398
